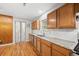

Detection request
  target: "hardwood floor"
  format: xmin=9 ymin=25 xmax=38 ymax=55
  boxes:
xmin=0 ymin=42 xmax=37 ymax=56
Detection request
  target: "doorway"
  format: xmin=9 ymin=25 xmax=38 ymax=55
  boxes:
xmin=14 ymin=21 xmax=26 ymax=43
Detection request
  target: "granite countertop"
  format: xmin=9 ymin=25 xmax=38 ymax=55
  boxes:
xmin=31 ymin=33 xmax=77 ymax=50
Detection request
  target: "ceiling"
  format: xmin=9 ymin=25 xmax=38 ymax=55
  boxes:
xmin=0 ymin=3 xmax=63 ymax=21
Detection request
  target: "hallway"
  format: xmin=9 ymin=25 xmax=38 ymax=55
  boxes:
xmin=0 ymin=42 xmax=37 ymax=56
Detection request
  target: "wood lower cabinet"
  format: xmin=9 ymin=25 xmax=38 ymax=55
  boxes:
xmin=29 ymin=34 xmax=34 ymax=44
xmin=47 ymin=11 xmax=57 ymax=29
xmin=52 ymin=43 xmax=72 ymax=56
xmin=33 ymin=36 xmax=37 ymax=48
xmin=36 ymin=37 xmax=41 ymax=56
xmin=40 ymin=39 xmax=52 ymax=56
xmin=52 ymin=50 xmax=64 ymax=56
xmin=29 ymin=34 xmax=73 ymax=56
xmin=36 ymin=37 xmax=41 ymax=55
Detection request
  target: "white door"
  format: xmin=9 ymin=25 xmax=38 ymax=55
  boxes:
xmin=15 ymin=21 xmax=21 ymax=43
xmin=21 ymin=22 xmax=26 ymax=41
xmin=15 ymin=21 xmax=26 ymax=43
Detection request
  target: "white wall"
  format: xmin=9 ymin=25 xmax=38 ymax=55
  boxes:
xmin=13 ymin=17 xmax=31 ymax=43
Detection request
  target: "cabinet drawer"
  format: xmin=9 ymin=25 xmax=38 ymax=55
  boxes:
xmin=41 ymin=39 xmax=52 ymax=47
xmin=52 ymin=43 xmax=72 ymax=56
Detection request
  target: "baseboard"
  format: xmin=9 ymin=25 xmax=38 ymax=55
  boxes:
xmin=0 ymin=43 xmax=15 ymax=46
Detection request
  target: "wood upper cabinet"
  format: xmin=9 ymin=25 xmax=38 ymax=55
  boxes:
xmin=74 ymin=3 xmax=79 ymax=13
xmin=47 ymin=4 xmax=76 ymax=29
xmin=52 ymin=43 xmax=72 ymax=56
xmin=47 ymin=11 xmax=57 ymax=29
xmin=40 ymin=39 xmax=52 ymax=56
xmin=32 ymin=20 xmax=40 ymax=30
xmin=57 ymin=4 xmax=75 ymax=28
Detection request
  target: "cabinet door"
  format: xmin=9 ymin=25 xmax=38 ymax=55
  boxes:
xmin=41 ymin=39 xmax=52 ymax=56
xmin=32 ymin=20 xmax=40 ymax=30
xmin=52 ymin=43 xmax=72 ymax=56
xmin=32 ymin=22 xmax=34 ymax=29
xmin=52 ymin=50 xmax=64 ymax=56
xmin=36 ymin=37 xmax=41 ymax=55
xmin=33 ymin=36 xmax=37 ymax=48
xmin=58 ymin=4 xmax=75 ymax=28
xmin=32 ymin=21 xmax=36 ymax=29
xmin=47 ymin=11 xmax=56 ymax=29
xmin=74 ymin=3 xmax=79 ymax=13
xmin=29 ymin=34 xmax=31 ymax=42
xmin=29 ymin=34 xmax=34 ymax=45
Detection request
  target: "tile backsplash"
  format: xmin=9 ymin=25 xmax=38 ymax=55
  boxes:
xmin=33 ymin=29 xmax=77 ymax=42
xmin=32 ymin=22 xmax=79 ymax=43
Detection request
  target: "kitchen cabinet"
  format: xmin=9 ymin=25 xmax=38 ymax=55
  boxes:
xmin=32 ymin=4 xmax=77 ymax=29
xmin=32 ymin=20 xmax=40 ymax=30
xmin=52 ymin=50 xmax=64 ymax=56
xmin=36 ymin=37 xmax=41 ymax=55
xmin=29 ymin=34 xmax=31 ymax=42
xmin=29 ymin=34 xmax=72 ymax=56
xmin=74 ymin=3 xmax=79 ymax=13
xmin=40 ymin=39 xmax=52 ymax=56
xmin=29 ymin=34 xmax=38 ymax=55
xmin=57 ymin=4 xmax=75 ymax=28
xmin=33 ymin=36 xmax=37 ymax=54
xmin=52 ymin=43 xmax=72 ymax=56
xmin=29 ymin=34 xmax=34 ymax=44
xmin=33 ymin=36 xmax=37 ymax=48
xmin=47 ymin=4 xmax=76 ymax=29
xmin=47 ymin=11 xmax=57 ymax=29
